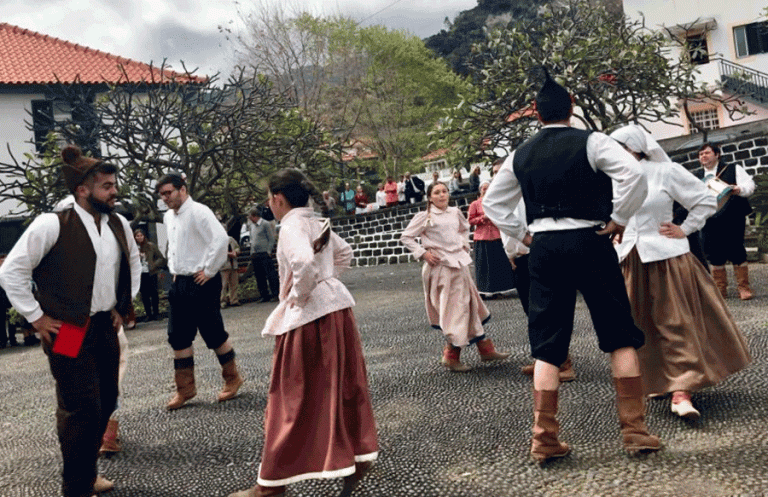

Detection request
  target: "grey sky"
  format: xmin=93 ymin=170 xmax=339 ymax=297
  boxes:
xmin=0 ymin=0 xmax=477 ymax=78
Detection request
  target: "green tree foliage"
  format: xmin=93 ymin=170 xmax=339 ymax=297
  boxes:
xmin=436 ymin=0 xmax=750 ymax=162
xmin=230 ymin=6 xmax=469 ymax=179
xmin=0 ymin=66 xmax=338 ymax=223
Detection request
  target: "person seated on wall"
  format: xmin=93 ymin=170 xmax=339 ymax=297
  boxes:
xmin=449 ymin=170 xmax=469 ymax=195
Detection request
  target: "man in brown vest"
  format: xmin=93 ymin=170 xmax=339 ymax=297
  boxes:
xmin=0 ymin=145 xmax=140 ymax=496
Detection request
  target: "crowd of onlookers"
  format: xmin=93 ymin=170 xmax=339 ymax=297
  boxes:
xmin=322 ymin=166 xmax=489 ymax=218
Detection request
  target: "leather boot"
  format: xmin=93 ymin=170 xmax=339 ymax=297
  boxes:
xmin=228 ymin=485 xmax=286 ymax=497
xmin=218 ymin=359 xmax=244 ymax=402
xmin=477 ymin=338 xmax=510 ymax=362
xmin=613 ymin=376 xmax=662 ymax=454
xmin=711 ymin=266 xmax=728 ymax=299
xmin=521 ymin=356 xmax=576 ymax=382
xmin=99 ymin=419 xmax=121 ymax=455
xmin=441 ymin=344 xmax=470 ymax=372
xmin=531 ymin=389 xmax=570 ymax=463
xmin=339 ymin=461 xmax=373 ymax=497
xmin=167 ymin=367 xmax=196 ymax=410
xmin=735 ymin=264 xmax=754 ymax=300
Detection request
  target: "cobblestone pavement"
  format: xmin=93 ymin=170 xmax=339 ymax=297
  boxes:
xmin=1 ymin=262 xmax=767 ymax=497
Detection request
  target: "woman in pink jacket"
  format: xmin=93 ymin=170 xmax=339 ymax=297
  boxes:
xmin=400 ymin=181 xmax=510 ymax=372
xmin=228 ymin=169 xmax=378 ymax=497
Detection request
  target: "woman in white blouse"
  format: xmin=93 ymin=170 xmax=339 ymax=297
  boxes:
xmin=400 ymin=181 xmax=509 ymax=372
xmin=610 ymin=125 xmax=751 ymax=420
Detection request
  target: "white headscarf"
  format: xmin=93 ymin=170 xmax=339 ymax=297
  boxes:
xmin=609 ymin=124 xmax=671 ymax=163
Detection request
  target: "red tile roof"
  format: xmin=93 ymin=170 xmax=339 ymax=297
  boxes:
xmin=0 ymin=23 xmax=206 ymax=85
xmin=421 ymin=148 xmax=449 ymax=161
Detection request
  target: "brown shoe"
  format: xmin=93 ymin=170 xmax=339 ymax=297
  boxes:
xmin=93 ymin=475 xmax=114 ymax=493
xmin=531 ymin=389 xmax=570 ymax=463
xmin=99 ymin=419 xmax=121 ymax=455
xmin=476 ymin=338 xmax=510 ymax=362
xmin=339 ymin=461 xmax=373 ymax=497
xmin=228 ymin=485 xmax=286 ymax=497
xmin=522 ymin=357 xmax=576 ymax=382
xmin=218 ymin=359 xmax=244 ymax=402
xmin=711 ymin=266 xmax=728 ymax=299
xmin=441 ymin=344 xmax=470 ymax=372
xmin=167 ymin=367 xmax=196 ymax=410
xmin=614 ymin=376 xmax=663 ymax=454
xmin=735 ymin=264 xmax=754 ymax=300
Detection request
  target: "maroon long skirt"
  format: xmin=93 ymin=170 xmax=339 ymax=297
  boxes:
xmin=257 ymin=308 xmax=378 ymax=487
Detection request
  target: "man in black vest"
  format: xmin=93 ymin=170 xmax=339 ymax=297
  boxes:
xmin=403 ymin=171 xmax=425 ymax=203
xmin=0 ymin=145 xmax=141 ymax=496
xmin=483 ymin=69 xmax=661 ymax=463
xmin=696 ymin=143 xmax=755 ymax=300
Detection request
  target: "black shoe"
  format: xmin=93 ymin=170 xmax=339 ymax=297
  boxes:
xmin=269 ymin=296 xmax=279 ymax=302
xmin=256 ymin=296 xmax=270 ymax=303
xmin=0 ymin=342 xmax=6 ymax=349
xmin=24 ymin=336 xmax=40 ymax=346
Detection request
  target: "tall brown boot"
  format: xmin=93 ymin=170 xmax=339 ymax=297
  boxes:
xmin=167 ymin=361 xmax=196 ymax=410
xmin=218 ymin=357 xmax=244 ymax=402
xmin=711 ymin=266 xmax=728 ymax=299
xmin=99 ymin=419 xmax=121 ymax=455
xmin=613 ymin=376 xmax=662 ymax=454
xmin=441 ymin=344 xmax=470 ymax=372
xmin=735 ymin=264 xmax=754 ymax=301
xmin=531 ymin=389 xmax=570 ymax=463
xmin=477 ymin=338 xmax=510 ymax=362
xmin=522 ymin=356 xmax=576 ymax=382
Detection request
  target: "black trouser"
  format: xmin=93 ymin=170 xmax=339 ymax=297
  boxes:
xmin=516 ymin=253 xmax=531 ymax=316
xmin=527 ymin=228 xmax=645 ymax=366
xmin=167 ymin=274 xmax=229 ymax=351
xmin=702 ymin=215 xmax=748 ymax=266
xmin=251 ymin=252 xmax=280 ymax=299
xmin=139 ymin=272 xmax=159 ymax=318
xmin=45 ymin=312 xmax=119 ymax=497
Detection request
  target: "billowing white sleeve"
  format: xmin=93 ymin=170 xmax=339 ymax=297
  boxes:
xmin=482 ymin=153 xmax=527 ymax=240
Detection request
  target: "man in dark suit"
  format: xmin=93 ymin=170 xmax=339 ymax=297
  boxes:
xmin=404 ymin=171 xmax=425 ymax=203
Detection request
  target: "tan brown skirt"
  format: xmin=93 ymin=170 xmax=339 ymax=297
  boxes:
xmin=257 ymin=308 xmax=378 ymax=487
xmin=621 ymin=249 xmax=751 ymax=395
xmin=422 ymin=263 xmax=490 ymax=347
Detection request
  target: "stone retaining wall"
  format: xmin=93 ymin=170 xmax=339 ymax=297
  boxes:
xmin=332 ymin=192 xmax=479 ymax=267
xmin=668 ymin=132 xmax=768 ymax=176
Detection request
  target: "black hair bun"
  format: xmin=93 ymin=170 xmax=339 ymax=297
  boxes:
xmin=61 ymin=145 xmax=82 ymax=165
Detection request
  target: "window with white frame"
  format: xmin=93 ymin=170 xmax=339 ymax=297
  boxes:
xmin=689 ymin=107 xmax=720 ymax=133
xmin=734 ymin=22 xmax=768 ymax=58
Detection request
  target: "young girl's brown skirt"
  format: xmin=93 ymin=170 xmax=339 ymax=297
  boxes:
xmin=257 ymin=308 xmax=378 ymax=487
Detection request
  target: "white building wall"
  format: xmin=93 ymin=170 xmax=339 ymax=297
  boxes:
xmin=0 ymin=93 xmax=42 ymax=219
xmin=623 ymin=0 xmax=768 ymax=139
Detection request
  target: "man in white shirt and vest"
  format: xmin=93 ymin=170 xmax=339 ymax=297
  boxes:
xmin=0 ymin=145 xmax=141 ymax=496
xmin=156 ymin=173 xmax=244 ymax=411
xmin=483 ymin=68 xmax=661 ymax=463
xmin=696 ymin=142 xmax=756 ymax=300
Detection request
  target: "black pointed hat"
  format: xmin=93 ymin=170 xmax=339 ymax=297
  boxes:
xmin=534 ymin=66 xmax=571 ymax=122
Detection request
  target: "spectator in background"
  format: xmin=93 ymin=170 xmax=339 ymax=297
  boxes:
xmin=376 ymin=183 xmax=387 ymax=209
xmin=448 ymin=170 xmax=466 ymax=195
xmin=249 ymin=206 xmax=280 ymax=303
xmin=354 ymin=185 xmax=370 ymax=213
xmin=431 ymin=171 xmax=440 ymax=185
xmin=404 ymin=171 xmax=425 ymax=203
xmin=468 ymin=166 xmax=482 ymax=193
xmin=322 ymin=191 xmax=337 ymax=218
xmin=397 ymin=175 xmax=407 ymax=205
xmin=341 ymin=182 xmax=356 ymax=215
xmin=220 ymin=233 xmax=241 ymax=308
xmin=385 ymin=176 xmax=399 ymax=207
xmin=134 ymin=229 xmax=166 ymax=321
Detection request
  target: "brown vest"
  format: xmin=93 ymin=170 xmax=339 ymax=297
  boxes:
xmin=33 ymin=208 xmax=132 ymax=327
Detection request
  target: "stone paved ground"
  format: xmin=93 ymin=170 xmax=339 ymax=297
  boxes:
xmin=1 ymin=262 xmax=767 ymax=497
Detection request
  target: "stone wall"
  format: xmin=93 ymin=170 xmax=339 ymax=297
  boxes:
xmin=667 ymin=132 xmax=768 ymax=177
xmin=332 ymin=192 xmax=479 ymax=267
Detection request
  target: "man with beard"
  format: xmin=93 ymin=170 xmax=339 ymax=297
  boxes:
xmin=0 ymin=145 xmax=140 ymax=496
xmin=156 ymin=173 xmax=244 ymax=411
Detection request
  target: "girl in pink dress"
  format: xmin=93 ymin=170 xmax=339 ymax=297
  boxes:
xmin=228 ymin=169 xmax=378 ymax=497
xmin=400 ymin=181 xmax=509 ymax=372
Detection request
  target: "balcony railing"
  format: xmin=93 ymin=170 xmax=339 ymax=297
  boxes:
xmin=718 ymin=58 xmax=768 ymax=104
